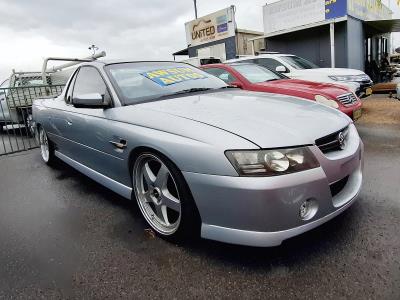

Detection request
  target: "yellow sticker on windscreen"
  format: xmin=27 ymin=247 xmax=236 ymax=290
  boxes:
xmin=140 ymin=67 xmax=207 ymax=86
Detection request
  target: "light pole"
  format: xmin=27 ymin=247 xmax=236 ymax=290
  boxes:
xmin=193 ymin=0 xmax=198 ymax=19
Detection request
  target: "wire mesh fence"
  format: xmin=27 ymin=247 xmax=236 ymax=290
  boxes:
xmin=0 ymin=84 xmax=65 ymax=156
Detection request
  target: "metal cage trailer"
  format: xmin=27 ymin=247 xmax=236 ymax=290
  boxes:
xmin=0 ymin=51 xmax=106 ymax=156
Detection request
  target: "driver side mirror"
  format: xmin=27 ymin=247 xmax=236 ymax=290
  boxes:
xmin=229 ymin=81 xmax=243 ymax=89
xmin=72 ymin=93 xmax=111 ymax=108
xmin=275 ymin=65 xmax=287 ymax=73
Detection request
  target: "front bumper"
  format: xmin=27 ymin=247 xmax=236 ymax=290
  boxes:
xmin=183 ymin=127 xmax=363 ymax=247
xmin=332 ymin=81 xmax=372 ymax=98
xmin=357 ymin=81 xmax=373 ymax=98
xmin=339 ymin=100 xmax=363 ymax=119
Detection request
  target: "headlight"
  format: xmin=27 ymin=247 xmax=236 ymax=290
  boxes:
xmin=225 ymin=147 xmax=320 ymax=176
xmin=314 ymin=95 xmax=339 ymax=108
xmin=329 ymin=75 xmax=353 ymax=81
xmin=329 ymin=74 xmax=370 ymax=82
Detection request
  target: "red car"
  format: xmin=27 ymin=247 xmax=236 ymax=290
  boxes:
xmin=201 ymin=63 xmax=362 ymax=119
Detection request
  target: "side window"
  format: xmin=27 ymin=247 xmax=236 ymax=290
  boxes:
xmin=203 ymin=68 xmax=237 ymax=84
xmin=72 ymin=67 xmax=108 ymax=99
xmin=256 ymin=58 xmax=288 ymax=72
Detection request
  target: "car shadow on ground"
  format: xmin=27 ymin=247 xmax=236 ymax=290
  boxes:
xmin=182 ymin=204 xmax=361 ymax=270
xmin=49 ymin=155 xmax=362 ymax=270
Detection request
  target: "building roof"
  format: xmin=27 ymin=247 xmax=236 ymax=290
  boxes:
xmin=249 ymin=16 xmax=347 ymax=41
xmin=172 ymin=48 xmax=189 ymax=56
xmin=365 ymin=19 xmax=400 ymax=33
xmin=235 ymin=28 xmax=263 ymax=36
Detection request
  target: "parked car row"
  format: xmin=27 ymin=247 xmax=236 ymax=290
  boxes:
xmin=231 ymin=53 xmax=373 ymax=97
xmin=33 ymin=60 xmax=364 ymax=247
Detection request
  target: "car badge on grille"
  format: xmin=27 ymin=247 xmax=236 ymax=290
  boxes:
xmin=338 ymin=131 xmax=346 ymax=150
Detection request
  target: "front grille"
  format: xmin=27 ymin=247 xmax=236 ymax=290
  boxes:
xmin=336 ymin=93 xmax=358 ymax=106
xmin=315 ymin=126 xmax=349 ymax=153
xmin=329 ymin=176 xmax=349 ymax=197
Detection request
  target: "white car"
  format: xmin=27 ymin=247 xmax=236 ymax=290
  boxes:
xmin=227 ymin=54 xmax=373 ymax=97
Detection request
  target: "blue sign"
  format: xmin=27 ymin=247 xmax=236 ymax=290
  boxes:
xmin=217 ymin=23 xmax=228 ymax=33
xmin=325 ymin=0 xmax=347 ymax=20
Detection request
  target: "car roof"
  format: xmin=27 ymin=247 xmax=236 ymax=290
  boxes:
xmin=203 ymin=62 xmax=261 ymax=68
xmin=86 ymin=60 xmax=193 ymax=66
xmin=227 ymin=54 xmax=295 ymax=63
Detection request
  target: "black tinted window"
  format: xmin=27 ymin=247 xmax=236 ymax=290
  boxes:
xmin=231 ymin=64 xmax=284 ymax=83
xmin=255 ymin=58 xmax=283 ymax=71
xmin=203 ymin=68 xmax=237 ymax=83
xmin=73 ymin=67 xmax=107 ymax=97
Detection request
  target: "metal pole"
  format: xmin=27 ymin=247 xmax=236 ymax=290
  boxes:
xmin=41 ymin=51 xmax=106 ymax=84
xmin=193 ymin=0 xmax=198 ymax=19
xmin=330 ymin=22 xmax=335 ymax=68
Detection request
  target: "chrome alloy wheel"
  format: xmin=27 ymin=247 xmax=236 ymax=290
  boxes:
xmin=134 ymin=153 xmax=182 ymax=235
xmin=39 ymin=128 xmax=49 ymax=162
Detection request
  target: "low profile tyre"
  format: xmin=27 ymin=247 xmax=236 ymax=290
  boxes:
xmin=133 ymin=152 xmax=201 ymax=242
xmin=38 ymin=126 xmax=55 ymax=165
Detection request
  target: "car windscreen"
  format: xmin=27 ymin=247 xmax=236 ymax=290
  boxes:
xmin=105 ymin=62 xmax=227 ymax=105
xmin=280 ymin=56 xmax=319 ymax=69
xmin=231 ymin=64 xmax=285 ymax=83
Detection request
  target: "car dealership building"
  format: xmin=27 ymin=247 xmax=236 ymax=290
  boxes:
xmin=251 ymin=0 xmax=399 ymax=73
xmin=174 ymin=1 xmax=400 ymax=75
xmin=173 ymin=6 xmax=264 ymax=61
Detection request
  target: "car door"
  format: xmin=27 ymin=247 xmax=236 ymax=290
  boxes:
xmin=45 ymin=70 xmax=78 ymax=154
xmin=60 ymin=66 xmax=128 ymax=184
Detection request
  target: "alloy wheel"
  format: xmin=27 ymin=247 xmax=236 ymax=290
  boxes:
xmin=39 ymin=128 xmax=49 ymax=162
xmin=134 ymin=153 xmax=182 ymax=235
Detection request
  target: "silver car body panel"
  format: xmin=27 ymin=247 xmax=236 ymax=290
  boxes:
xmin=184 ymin=130 xmax=363 ymax=246
xmin=55 ymin=150 xmax=132 ymax=199
xmin=33 ymin=61 xmax=363 ymax=247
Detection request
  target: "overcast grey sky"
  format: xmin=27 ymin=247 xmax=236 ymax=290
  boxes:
xmin=1 ymin=0 xmax=400 ymax=80
xmin=0 ymin=0 xmax=266 ymax=79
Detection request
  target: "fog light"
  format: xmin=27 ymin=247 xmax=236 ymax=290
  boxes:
xmin=299 ymin=199 xmax=318 ymax=220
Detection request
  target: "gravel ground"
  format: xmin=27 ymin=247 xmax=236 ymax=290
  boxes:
xmin=0 ymin=121 xmax=399 ymax=299
xmin=358 ymin=95 xmax=400 ymax=125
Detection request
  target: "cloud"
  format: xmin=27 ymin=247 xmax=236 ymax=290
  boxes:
xmin=0 ymin=0 xmax=267 ymax=80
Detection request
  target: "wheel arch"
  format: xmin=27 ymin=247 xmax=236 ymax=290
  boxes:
xmin=128 ymin=146 xmax=181 ymax=179
xmin=128 ymin=145 xmax=202 ymax=223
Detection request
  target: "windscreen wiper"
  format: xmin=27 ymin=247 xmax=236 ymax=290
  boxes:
xmin=150 ymin=87 xmax=221 ymax=102
xmin=172 ymin=88 xmax=213 ymax=95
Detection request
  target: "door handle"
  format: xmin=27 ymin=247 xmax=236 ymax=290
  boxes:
xmin=66 ymin=120 xmax=72 ymax=126
xmin=109 ymin=139 xmax=127 ymax=149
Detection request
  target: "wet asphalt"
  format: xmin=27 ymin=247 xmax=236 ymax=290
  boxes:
xmin=0 ymin=123 xmax=399 ymax=299
xmin=0 ymin=126 xmax=36 ymax=155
